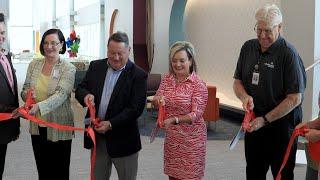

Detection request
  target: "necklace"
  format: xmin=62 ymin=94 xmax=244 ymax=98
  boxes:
xmin=175 ymin=76 xmax=189 ymax=83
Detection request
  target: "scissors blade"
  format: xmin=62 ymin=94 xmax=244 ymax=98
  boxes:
xmin=229 ymin=127 xmax=245 ymax=150
xmin=150 ymin=125 xmax=159 ymax=143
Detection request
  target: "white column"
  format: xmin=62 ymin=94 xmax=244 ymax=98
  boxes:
xmin=100 ymin=0 xmax=105 ymax=58
xmin=70 ymin=0 xmax=75 ymax=30
xmin=0 ymin=0 xmax=9 ymax=19
xmin=52 ymin=0 xmax=57 ymax=27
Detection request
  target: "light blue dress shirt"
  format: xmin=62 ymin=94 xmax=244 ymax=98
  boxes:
xmin=98 ymin=64 xmax=125 ymax=120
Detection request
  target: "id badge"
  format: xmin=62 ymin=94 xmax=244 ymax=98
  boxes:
xmin=252 ymin=72 xmax=259 ymax=85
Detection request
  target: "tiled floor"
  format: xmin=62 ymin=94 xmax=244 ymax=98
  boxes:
xmin=2 ymin=101 xmax=307 ymax=180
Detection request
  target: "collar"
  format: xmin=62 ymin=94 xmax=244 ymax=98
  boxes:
xmin=38 ymin=57 xmax=63 ymax=66
xmin=255 ymin=35 xmax=283 ymax=54
xmin=187 ymin=71 xmax=197 ymax=82
xmin=107 ymin=59 xmax=133 ymax=72
xmin=171 ymin=71 xmax=196 ymax=83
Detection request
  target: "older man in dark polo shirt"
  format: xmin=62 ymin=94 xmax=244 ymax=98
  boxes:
xmin=233 ymin=4 xmax=306 ymax=180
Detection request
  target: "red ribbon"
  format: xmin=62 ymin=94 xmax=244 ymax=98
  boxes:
xmin=308 ymin=141 xmax=320 ymax=162
xmin=157 ymin=104 xmax=166 ymax=128
xmin=276 ymin=126 xmax=320 ymax=180
xmin=0 ymin=89 xmax=97 ymax=180
xmin=84 ymin=100 xmax=101 ymax=180
xmin=242 ymin=110 xmax=256 ymax=132
xmin=0 ymin=113 xmax=13 ymax=121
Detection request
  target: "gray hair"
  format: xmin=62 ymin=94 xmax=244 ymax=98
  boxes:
xmin=255 ymin=4 xmax=282 ymax=27
xmin=108 ymin=31 xmax=129 ymax=47
xmin=169 ymin=41 xmax=197 ymax=73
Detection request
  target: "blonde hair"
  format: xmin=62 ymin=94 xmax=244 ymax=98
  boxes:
xmin=169 ymin=41 xmax=197 ymax=73
xmin=255 ymin=4 xmax=282 ymax=28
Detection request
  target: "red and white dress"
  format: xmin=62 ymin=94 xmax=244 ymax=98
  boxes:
xmin=155 ymin=72 xmax=208 ymax=180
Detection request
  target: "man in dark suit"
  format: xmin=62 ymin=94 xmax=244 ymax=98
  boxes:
xmin=75 ymin=31 xmax=147 ymax=180
xmin=0 ymin=13 xmax=20 ymax=180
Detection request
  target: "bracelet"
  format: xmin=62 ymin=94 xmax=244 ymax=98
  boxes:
xmin=262 ymin=115 xmax=269 ymax=125
xmin=174 ymin=116 xmax=179 ymax=124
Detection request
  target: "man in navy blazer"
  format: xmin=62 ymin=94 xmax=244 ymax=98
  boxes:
xmin=75 ymin=31 xmax=147 ymax=180
xmin=0 ymin=13 xmax=20 ymax=180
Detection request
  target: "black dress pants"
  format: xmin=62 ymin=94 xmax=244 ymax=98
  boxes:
xmin=31 ymin=127 xmax=72 ymax=180
xmin=0 ymin=144 xmax=7 ymax=180
xmin=245 ymin=121 xmax=297 ymax=180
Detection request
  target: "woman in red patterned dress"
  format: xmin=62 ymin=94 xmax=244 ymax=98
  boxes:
xmin=152 ymin=41 xmax=208 ymax=180
xmin=296 ymin=91 xmax=320 ymax=179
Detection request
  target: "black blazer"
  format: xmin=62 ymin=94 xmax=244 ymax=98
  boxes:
xmin=0 ymin=53 xmax=20 ymax=144
xmin=75 ymin=59 xmax=147 ymax=158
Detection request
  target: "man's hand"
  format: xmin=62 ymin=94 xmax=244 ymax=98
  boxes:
xmin=84 ymin=94 xmax=95 ymax=106
xmin=94 ymin=121 xmax=111 ymax=134
xmin=248 ymin=117 xmax=264 ymax=132
xmin=233 ymin=79 xmax=254 ymax=112
xmin=241 ymin=95 xmax=254 ymax=112
xmin=12 ymin=108 xmax=23 ymax=119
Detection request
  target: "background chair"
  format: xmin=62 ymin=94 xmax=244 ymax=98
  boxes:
xmin=203 ymin=86 xmax=220 ymax=129
xmin=141 ymin=74 xmax=162 ymax=126
xmin=147 ymin=73 xmax=161 ymax=96
xmin=146 ymin=73 xmax=161 ymax=112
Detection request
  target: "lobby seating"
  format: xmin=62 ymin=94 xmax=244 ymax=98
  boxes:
xmin=143 ymin=74 xmax=162 ymax=126
xmin=203 ymin=85 xmax=220 ymax=122
xmin=147 ymin=73 xmax=161 ymax=96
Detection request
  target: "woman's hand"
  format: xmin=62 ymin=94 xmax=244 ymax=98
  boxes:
xmin=152 ymin=96 xmax=164 ymax=109
xmin=304 ymin=129 xmax=320 ymax=143
xmin=29 ymin=104 xmax=40 ymax=116
xmin=164 ymin=117 xmax=176 ymax=128
xmin=296 ymin=122 xmax=309 ymax=129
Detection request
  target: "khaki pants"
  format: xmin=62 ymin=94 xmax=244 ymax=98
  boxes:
xmin=94 ymin=135 xmax=138 ymax=180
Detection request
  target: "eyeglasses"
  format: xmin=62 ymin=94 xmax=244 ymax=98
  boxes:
xmin=254 ymin=24 xmax=278 ymax=35
xmin=43 ymin=41 xmax=61 ymax=47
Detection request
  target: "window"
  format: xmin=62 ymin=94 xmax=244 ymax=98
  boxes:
xmin=76 ymin=23 xmax=100 ymax=58
xmin=9 ymin=0 xmax=33 ymax=54
xmin=74 ymin=0 xmax=99 ymax=11
xmin=56 ymin=0 xmax=70 ymax=17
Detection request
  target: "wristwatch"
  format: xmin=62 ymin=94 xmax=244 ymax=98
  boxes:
xmin=262 ymin=115 xmax=269 ymax=125
xmin=174 ymin=117 xmax=179 ymax=124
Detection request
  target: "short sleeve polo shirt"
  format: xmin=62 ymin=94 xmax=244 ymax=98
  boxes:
xmin=234 ymin=36 xmax=306 ymax=115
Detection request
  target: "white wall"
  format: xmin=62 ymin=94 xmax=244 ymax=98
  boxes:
xmin=281 ymin=0 xmax=317 ymax=121
xmin=184 ymin=0 xmax=280 ymax=108
xmin=105 ymin=0 xmax=133 ymax=59
xmin=151 ymin=0 xmax=174 ymax=74
xmin=152 ymin=0 xmax=319 ymax=120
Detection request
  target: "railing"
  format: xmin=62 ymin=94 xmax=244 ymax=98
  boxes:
xmin=305 ymin=58 xmax=320 ymax=72
xmin=12 ymin=52 xmax=99 ymax=65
